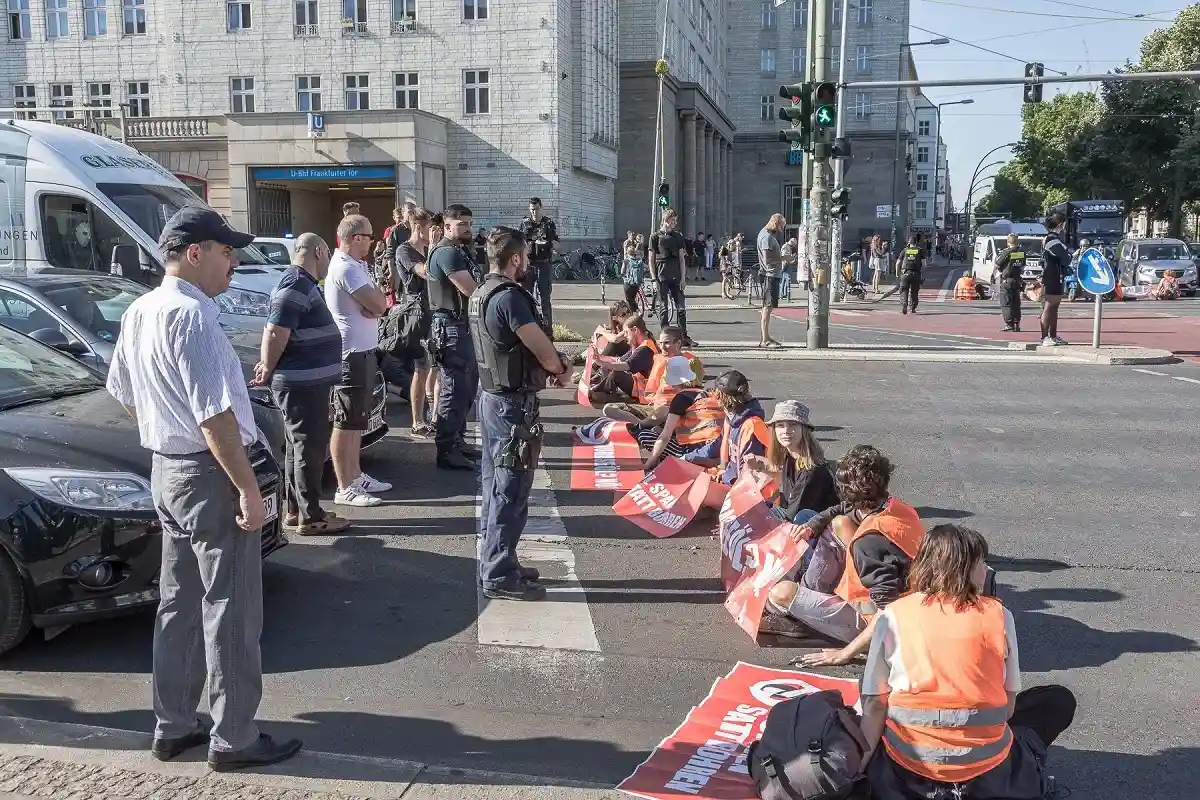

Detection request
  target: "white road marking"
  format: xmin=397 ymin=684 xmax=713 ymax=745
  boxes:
xmin=934 ymin=267 xmax=964 ymax=303
xmin=1132 ymin=368 xmax=1169 ymax=376
xmin=1171 ymin=376 xmax=1200 ymax=385
xmin=474 ymin=428 xmax=601 ymax=653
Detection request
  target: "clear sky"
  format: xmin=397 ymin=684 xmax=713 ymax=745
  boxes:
xmin=907 ymin=0 xmax=1182 ymax=210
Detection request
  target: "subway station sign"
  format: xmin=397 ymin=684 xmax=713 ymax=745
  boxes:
xmin=251 ymin=165 xmax=396 ymax=181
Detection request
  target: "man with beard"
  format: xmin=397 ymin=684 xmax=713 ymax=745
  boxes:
xmin=427 ymin=204 xmax=484 ymax=470
xmin=518 ymin=197 xmax=559 ymax=327
xmin=468 ymin=226 xmax=572 ymax=600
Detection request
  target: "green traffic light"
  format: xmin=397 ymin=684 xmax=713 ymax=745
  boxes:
xmin=816 ymin=105 xmax=836 ymax=127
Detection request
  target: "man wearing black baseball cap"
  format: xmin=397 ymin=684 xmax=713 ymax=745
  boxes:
xmin=107 ymin=206 xmax=302 ymax=771
xmin=683 ymin=369 xmax=769 ymax=488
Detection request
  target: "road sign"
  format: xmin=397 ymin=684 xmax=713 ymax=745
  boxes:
xmin=786 ymin=149 xmax=803 ymax=166
xmin=1077 ymin=247 xmax=1115 ymax=295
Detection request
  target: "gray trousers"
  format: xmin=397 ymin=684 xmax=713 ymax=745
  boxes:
xmin=151 ymin=450 xmax=263 ymax=752
xmin=783 ymin=530 xmax=864 ymax=644
xmin=273 ymin=384 xmax=334 ymax=523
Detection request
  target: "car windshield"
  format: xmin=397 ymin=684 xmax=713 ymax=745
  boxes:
xmin=42 ymin=277 xmax=148 ymax=343
xmin=1139 ymin=245 xmax=1189 ymax=261
xmin=1078 ymin=216 xmax=1124 ymax=237
xmin=0 ymin=324 xmax=105 ymax=410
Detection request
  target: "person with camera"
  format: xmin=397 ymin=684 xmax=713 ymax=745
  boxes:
xmin=518 ymin=197 xmax=559 ymax=328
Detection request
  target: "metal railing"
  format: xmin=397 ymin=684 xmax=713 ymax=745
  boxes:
xmin=341 ymin=20 xmax=368 ymax=36
xmin=294 ymin=23 xmax=318 ymax=37
xmin=390 ymin=17 xmax=416 ymax=34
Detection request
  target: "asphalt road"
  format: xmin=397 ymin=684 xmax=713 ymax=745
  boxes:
xmin=0 ymin=300 xmax=1196 ymax=798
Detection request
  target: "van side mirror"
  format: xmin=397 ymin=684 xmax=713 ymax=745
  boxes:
xmin=110 ymin=244 xmax=148 ymax=282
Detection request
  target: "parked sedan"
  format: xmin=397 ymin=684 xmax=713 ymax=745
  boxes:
xmin=0 ymin=324 xmax=287 ymax=656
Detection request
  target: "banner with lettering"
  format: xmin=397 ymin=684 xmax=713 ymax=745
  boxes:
xmin=613 ymin=457 xmax=711 ymax=538
xmin=576 ymin=349 xmax=595 ymax=408
xmin=618 ymin=663 xmax=860 ymax=800
xmin=570 ymin=418 xmax=645 ymax=492
xmin=718 ymin=476 xmax=808 ymax=640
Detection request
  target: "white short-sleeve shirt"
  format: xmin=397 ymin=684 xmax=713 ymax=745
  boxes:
xmin=324 ymin=249 xmax=379 ymax=356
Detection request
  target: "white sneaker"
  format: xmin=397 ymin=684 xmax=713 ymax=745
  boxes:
xmin=356 ymin=472 xmax=392 ymax=493
xmin=334 ymin=486 xmax=382 ymax=507
xmin=1041 ymin=337 xmax=1056 ymax=347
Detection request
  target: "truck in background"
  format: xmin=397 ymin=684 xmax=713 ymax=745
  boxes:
xmin=1046 ymin=200 xmax=1126 ymax=249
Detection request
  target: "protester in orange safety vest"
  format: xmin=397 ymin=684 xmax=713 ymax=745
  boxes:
xmin=602 ymin=325 xmax=702 ymax=424
xmin=762 ymin=445 xmax=921 ymax=650
xmin=684 ymin=370 xmax=769 ymax=486
xmin=588 ymin=314 xmax=659 ymax=408
xmin=860 ymin=524 xmax=1077 ymax=799
xmin=633 ymin=357 xmax=722 ymax=471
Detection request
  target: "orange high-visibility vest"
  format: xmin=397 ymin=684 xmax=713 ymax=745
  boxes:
xmin=882 ymin=593 xmax=1013 ymax=783
xmin=674 ymin=393 xmax=725 ymax=445
xmin=715 ymin=415 xmax=775 ymax=496
xmin=629 ymin=339 xmax=661 ymax=402
xmin=954 ymin=275 xmax=978 ymax=300
xmin=834 ymin=498 xmax=923 ymax=619
xmin=649 ymin=352 xmax=705 ymax=409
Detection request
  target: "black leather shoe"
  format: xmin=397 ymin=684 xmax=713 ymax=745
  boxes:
xmin=518 ymin=565 xmax=541 ymax=582
xmin=456 ymin=440 xmax=482 ymax=460
xmin=209 ymin=733 xmax=303 ymax=772
xmin=151 ymin=726 xmax=210 ymax=762
xmin=483 ymin=579 xmax=547 ymax=601
xmin=437 ymin=450 xmax=477 ymax=471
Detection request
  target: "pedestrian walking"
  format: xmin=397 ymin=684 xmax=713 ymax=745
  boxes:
xmin=469 ymin=226 xmax=572 ymax=601
xmin=705 ymin=233 xmax=716 ymax=273
xmin=325 ymin=214 xmax=393 ymax=506
xmin=993 ymin=233 xmax=1026 ymax=332
xmin=428 ymin=203 xmax=483 ymax=470
xmin=896 ymin=234 xmax=925 ymax=315
xmin=756 ymin=213 xmax=787 ymax=347
xmin=105 ymin=206 xmax=302 ymax=771
xmin=870 ymin=234 xmax=887 ymax=294
xmin=622 ymin=235 xmax=647 ymax=313
xmin=779 ymin=234 xmax=798 ymax=300
xmin=252 ymin=232 xmax=350 ymax=535
xmin=518 ymin=197 xmax=559 ymax=327
xmin=649 ymin=207 xmax=695 ymax=345
xmin=1041 ymin=212 xmax=1071 ymax=346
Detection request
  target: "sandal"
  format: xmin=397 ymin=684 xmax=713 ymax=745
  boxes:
xmin=295 ymin=514 xmax=351 ymax=536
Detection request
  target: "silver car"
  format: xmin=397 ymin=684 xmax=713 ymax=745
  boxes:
xmin=1115 ymin=238 xmax=1199 ymax=296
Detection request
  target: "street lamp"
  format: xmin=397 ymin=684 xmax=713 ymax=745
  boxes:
xmin=889 ymin=38 xmax=950 ymax=253
xmin=933 ymin=99 xmax=973 ymax=232
xmin=967 ymin=160 xmax=1005 ymax=201
xmin=964 ymin=142 xmax=1018 ymax=230
xmin=649 ymin=0 xmax=674 ymax=238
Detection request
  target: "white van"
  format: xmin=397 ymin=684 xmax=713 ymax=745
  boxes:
xmin=970 ymin=221 xmax=1048 ymax=289
xmin=0 ymin=119 xmax=279 ymax=325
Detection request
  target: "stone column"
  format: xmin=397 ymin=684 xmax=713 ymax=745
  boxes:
xmin=725 ymin=142 xmax=734 ymax=237
xmin=718 ymin=140 xmax=728 ymax=236
xmin=706 ymin=129 xmax=718 ymax=235
xmin=694 ymin=120 xmax=706 ymax=239
xmin=681 ymin=112 xmax=698 ymax=237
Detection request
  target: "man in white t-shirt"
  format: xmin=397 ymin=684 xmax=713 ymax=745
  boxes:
xmin=324 ymin=214 xmax=392 ymax=507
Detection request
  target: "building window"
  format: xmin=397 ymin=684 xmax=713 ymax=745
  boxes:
xmin=84 ymin=0 xmax=106 ymax=36
xmin=832 ymin=0 xmax=841 ymax=26
xmin=464 ymin=0 xmax=487 ymax=21
xmin=46 ymin=0 xmax=68 ymax=38
xmin=855 ymin=44 xmax=872 ymax=74
xmin=760 ymin=1 xmax=774 ymax=28
xmin=228 ymin=0 xmax=250 ymax=30
xmin=13 ymin=84 xmax=35 ymax=118
xmin=122 ymin=0 xmax=145 ymax=34
xmin=126 ymin=81 xmax=149 ymax=116
xmin=917 ymin=119 xmax=930 ymax=136
xmin=916 ymin=173 xmax=929 ymax=192
xmin=296 ymin=75 xmax=322 ymax=110
xmin=394 ymin=71 xmax=418 ymax=109
xmin=8 ymin=0 xmax=30 ymax=40
xmin=230 ymin=76 xmax=255 ymax=112
xmin=391 ymin=0 xmax=416 ymax=31
xmin=760 ymin=48 xmax=776 ymax=75
xmin=857 ymin=0 xmax=871 ymax=24
xmin=344 ymin=73 xmax=369 ymax=110
xmin=342 ymin=0 xmax=364 ymax=22
xmin=86 ymin=82 xmax=113 ymax=116
xmin=784 ymin=184 xmax=805 ymax=225
xmin=793 ymin=0 xmax=806 ymax=27
xmin=294 ymin=0 xmax=317 ymax=34
xmin=177 ymin=175 xmax=208 ymax=201
xmin=831 ymin=44 xmax=840 ymax=68
xmin=760 ymin=94 xmax=775 ymax=122
xmin=915 ymin=200 xmax=928 ymax=219
xmin=854 ymin=91 xmax=871 ymax=118
xmin=50 ymin=83 xmax=74 ymax=119
xmin=464 ymin=69 xmax=490 ymax=114
xmin=791 ymin=47 xmax=805 ymax=76
xmin=917 ymin=145 xmax=930 ymax=163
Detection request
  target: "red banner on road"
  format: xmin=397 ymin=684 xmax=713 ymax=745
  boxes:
xmin=618 ymin=662 xmax=860 ymax=800
xmin=570 ymin=419 xmax=645 ymax=491
xmin=577 ymin=348 xmax=595 ymax=408
xmin=613 ymin=457 xmax=711 ymax=538
xmin=718 ymin=477 xmax=808 ymax=640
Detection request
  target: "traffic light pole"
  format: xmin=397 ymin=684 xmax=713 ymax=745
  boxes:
xmin=649 ymin=0 xmax=673 ymax=240
xmin=829 ymin=0 xmax=850 ymax=305
xmin=807 ymin=0 xmax=832 ymax=350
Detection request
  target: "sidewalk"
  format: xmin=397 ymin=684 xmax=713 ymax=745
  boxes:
xmin=0 ymin=716 xmax=624 ymax=800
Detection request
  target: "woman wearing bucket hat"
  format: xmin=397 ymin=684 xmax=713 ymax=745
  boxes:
xmin=635 ymin=356 xmax=724 ymax=472
xmin=745 ymin=401 xmax=839 ymax=526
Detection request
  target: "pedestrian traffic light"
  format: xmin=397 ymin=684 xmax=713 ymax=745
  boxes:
xmin=831 ymin=186 xmax=851 ymax=220
xmin=812 ymin=82 xmax=837 ymax=130
xmin=658 ymin=182 xmax=670 ymax=207
xmin=778 ymin=83 xmax=813 ymax=152
xmin=1023 ymin=62 xmax=1044 ymax=104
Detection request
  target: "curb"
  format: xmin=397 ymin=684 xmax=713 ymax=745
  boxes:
xmin=678 ymin=342 xmax=1180 ymax=365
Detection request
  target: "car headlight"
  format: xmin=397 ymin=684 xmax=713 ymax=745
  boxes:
xmin=4 ymin=468 xmax=153 ymax=512
xmin=216 ymin=288 xmax=271 ymax=317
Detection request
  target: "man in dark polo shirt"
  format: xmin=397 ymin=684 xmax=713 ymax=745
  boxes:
xmin=252 ymin=232 xmax=350 ymax=536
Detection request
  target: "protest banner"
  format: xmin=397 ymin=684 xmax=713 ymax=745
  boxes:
xmin=576 ymin=348 xmax=595 ymax=408
xmin=613 ymin=457 xmax=711 ymax=538
xmin=570 ymin=419 xmax=645 ymax=492
xmin=618 ymin=662 xmax=860 ymax=800
xmin=719 ymin=477 xmax=808 ymax=640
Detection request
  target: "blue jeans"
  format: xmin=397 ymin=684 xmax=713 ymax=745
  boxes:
xmin=520 ymin=261 xmax=554 ymax=327
xmin=779 ymin=268 xmax=792 ymax=298
xmin=433 ymin=317 xmax=479 ymax=454
xmin=478 ymin=391 xmax=540 ymax=590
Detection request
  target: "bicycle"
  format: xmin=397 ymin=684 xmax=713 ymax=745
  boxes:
xmin=721 ymin=265 xmax=749 ymax=299
xmin=747 ymin=268 xmax=765 ymax=307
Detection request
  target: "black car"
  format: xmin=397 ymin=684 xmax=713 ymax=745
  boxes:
xmin=0 ymin=324 xmax=287 ymax=656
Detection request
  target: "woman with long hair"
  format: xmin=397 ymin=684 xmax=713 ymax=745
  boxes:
xmin=860 ymin=524 xmax=1077 ymax=799
xmin=870 ymin=234 xmax=887 ymax=294
xmin=622 ymin=236 xmax=647 ymax=313
xmin=745 ymin=401 xmax=838 ymax=525
xmin=592 ymin=300 xmax=632 ymax=357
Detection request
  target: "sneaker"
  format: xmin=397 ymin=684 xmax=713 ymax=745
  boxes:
xmin=296 ymin=513 xmax=352 ymax=536
xmin=482 ymin=578 xmax=547 ymax=601
xmin=410 ymin=422 xmax=434 ymax=438
xmin=1041 ymin=336 xmax=1056 ymax=347
xmin=1000 ymin=326 xmax=1016 ymax=332
xmin=758 ymin=611 xmax=816 ymax=639
xmin=356 ymin=473 xmax=392 ymax=493
xmin=1052 ymin=337 xmax=1068 ymax=346
xmin=334 ymin=486 xmax=382 ymax=507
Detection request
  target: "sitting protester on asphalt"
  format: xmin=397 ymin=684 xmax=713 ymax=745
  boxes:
xmin=860 ymin=524 xmax=1077 ymax=800
xmin=592 ymin=300 xmax=632 ymax=357
xmin=635 ymin=357 xmax=723 ymax=471
xmin=761 ymin=445 xmax=922 ymax=658
xmin=688 ymin=370 xmax=769 ymax=488
xmin=1153 ymin=269 xmax=1180 ymax=300
xmin=599 ymin=323 xmax=702 ymax=421
xmin=588 ymin=313 xmax=659 ymax=407
xmin=744 ymin=400 xmax=839 ymax=526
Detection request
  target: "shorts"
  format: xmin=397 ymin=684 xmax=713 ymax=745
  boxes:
xmin=761 ymin=275 xmax=781 ymax=309
xmin=412 ymin=339 xmax=432 ymax=370
xmin=333 ymin=349 xmax=378 ymax=431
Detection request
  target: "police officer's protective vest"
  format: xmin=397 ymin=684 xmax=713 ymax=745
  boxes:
xmin=468 ymin=274 xmax=547 ymax=394
xmin=833 ymin=498 xmax=923 ymax=618
xmin=903 ymin=247 xmax=922 ymax=272
xmin=881 ymin=593 xmax=1014 ymax=783
xmin=428 ymin=239 xmax=478 ymax=319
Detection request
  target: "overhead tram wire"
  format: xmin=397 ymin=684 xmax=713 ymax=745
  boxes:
xmin=979 ymin=7 xmax=1187 ymax=43
xmin=921 ymin=0 xmax=1176 ymax=22
xmin=876 ymin=11 xmax=1070 ymax=75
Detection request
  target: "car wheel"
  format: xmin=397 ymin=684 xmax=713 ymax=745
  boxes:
xmin=0 ymin=550 xmax=32 ymax=656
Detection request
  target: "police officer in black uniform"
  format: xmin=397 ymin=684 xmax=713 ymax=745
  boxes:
xmin=518 ymin=197 xmax=559 ymax=328
xmin=427 ymin=204 xmax=484 ymax=471
xmin=469 ymin=226 xmax=572 ymax=601
xmin=896 ymin=234 xmax=925 ymax=315
xmin=993 ymin=232 xmax=1026 ymax=332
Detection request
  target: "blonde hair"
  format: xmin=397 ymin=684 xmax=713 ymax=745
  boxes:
xmin=766 ymin=421 xmax=825 ymax=472
xmin=337 ymin=214 xmax=372 ymax=242
xmin=1007 ymin=233 xmax=1019 ymax=246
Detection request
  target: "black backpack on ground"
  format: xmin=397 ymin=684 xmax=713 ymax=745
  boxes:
xmin=748 ymin=690 xmax=870 ymax=800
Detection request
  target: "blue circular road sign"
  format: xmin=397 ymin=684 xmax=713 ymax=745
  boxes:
xmin=1076 ymin=248 xmax=1116 ymax=296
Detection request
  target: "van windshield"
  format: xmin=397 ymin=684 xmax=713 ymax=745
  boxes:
xmin=993 ymin=237 xmax=1044 ymax=256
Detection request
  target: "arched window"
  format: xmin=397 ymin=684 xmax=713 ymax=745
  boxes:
xmin=176 ymin=174 xmax=208 ymax=201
